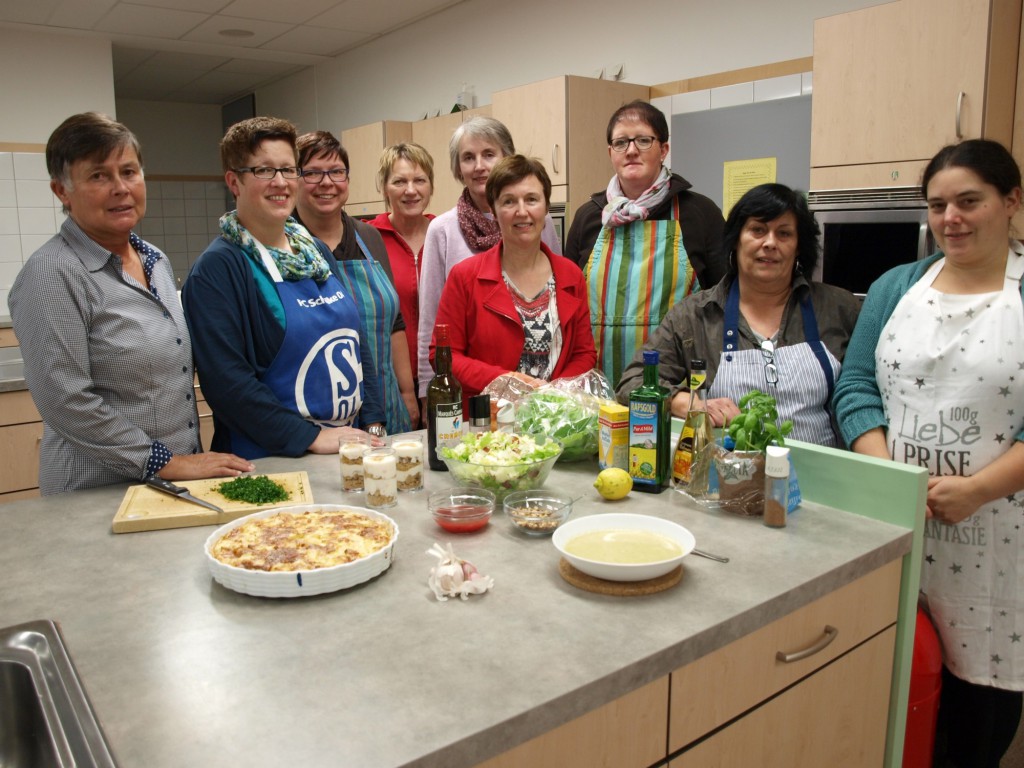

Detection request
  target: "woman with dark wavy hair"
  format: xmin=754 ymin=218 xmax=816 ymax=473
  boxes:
xmin=616 ymin=183 xmax=860 ymax=447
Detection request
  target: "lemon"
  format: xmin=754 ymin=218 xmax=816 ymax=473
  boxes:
xmin=594 ymin=468 xmax=633 ymax=500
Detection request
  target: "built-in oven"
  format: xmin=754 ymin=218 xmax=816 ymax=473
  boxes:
xmin=808 ymin=187 xmax=935 ymax=297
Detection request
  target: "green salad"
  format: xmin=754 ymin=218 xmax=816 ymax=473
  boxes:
xmin=514 ymin=391 xmax=599 ymax=462
xmin=439 ymin=432 xmax=562 ymax=496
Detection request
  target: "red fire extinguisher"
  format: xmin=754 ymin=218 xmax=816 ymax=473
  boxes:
xmin=903 ymin=607 xmax=943 ymax=767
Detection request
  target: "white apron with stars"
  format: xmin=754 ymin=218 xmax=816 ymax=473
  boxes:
xmin=877 ymin=244 xmax=1024 ymax=688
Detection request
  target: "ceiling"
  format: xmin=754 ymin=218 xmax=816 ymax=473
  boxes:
xmin=0 ymin=0 xmax=467 ymax=105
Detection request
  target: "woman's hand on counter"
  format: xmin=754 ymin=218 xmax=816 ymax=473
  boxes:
xmin=159 ymin=452 xmax=254 ymax=481
xmin=308 ymin=426 xmax=385 ymax=454
xmin=671 ymin=391 xmax=739 ymax=428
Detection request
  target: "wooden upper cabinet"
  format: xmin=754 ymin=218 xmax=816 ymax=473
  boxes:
xmin=412 ymin=111 xmax=465 ymax=216
xmin=810 ymin=0 xmax=1021 ymax=188
xmin=340 ymin=120 xmax=412 ymax=207
xmin=492 ymin=76 xmax=650 ymax=227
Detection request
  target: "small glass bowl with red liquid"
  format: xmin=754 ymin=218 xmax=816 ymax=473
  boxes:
xmin=429 ymin=487 xmax=495 ymax=533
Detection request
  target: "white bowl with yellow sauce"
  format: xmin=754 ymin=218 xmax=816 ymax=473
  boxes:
xmin=553 ymin=513 xmax=695 ymax=582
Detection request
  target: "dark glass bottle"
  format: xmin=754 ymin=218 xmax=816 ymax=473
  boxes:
xmin=426 ymin=324 xmax=463 ymax=471
xmin=628 ymin=350 xmax=670 ymax=493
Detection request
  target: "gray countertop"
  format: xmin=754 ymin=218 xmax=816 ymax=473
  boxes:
xmin=0 ymin=446 xmax=911 ymax=767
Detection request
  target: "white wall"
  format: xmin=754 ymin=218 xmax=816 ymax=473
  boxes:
xmin=259 ymin=0 xmax=890 ymax=134
xmin=116 ymin=100 xmax=223 ymax=176
xmin=0 ymin=29 xmax=114 ymax=143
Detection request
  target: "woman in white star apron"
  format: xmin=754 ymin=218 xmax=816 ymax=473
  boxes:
xmin=615 ymin=184 xmax=861 ymax=446
xmin=294 ymin=130 xmax=416 ymax=435
xmin=183 ymin=117 xmax=385 ymax=460
xmin=564 ymin=100 xmax=727 ymax=388
xmin=835 ymin=139 xmax=1024 ymax=768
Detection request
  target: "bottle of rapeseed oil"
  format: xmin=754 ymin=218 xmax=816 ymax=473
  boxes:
xmin=628 ymin=350 xmax=670 ymax=493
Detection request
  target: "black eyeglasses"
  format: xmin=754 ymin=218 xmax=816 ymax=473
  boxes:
xmin=233 ymin=166 xmax=300 ymax=180
xmin=300 ymin=168 xmax=349 ymax=183
xmin=760 ymin=339 xmax=779 ymax=386
xmin=609 ymin=136 xmax=657 ymax=153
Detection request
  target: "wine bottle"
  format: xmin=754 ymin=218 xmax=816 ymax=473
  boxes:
xmin=672 ymin=359 xmax=714 ymax=492
xmin=426 ymin=324 xmax=463 ymax=471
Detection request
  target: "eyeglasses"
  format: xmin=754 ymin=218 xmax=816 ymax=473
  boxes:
xmin=300 ymin=168 xmax=349 ymax=183
xmin=609 ymin=136 xmax=658 ymax=153
xmin=233 ymin=166 xmax=300 ymax=180
xmin=760 ymin=339 xmax=779 ymax=386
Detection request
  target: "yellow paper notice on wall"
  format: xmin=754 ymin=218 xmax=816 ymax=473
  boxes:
xmin=723 ymin=158 xmax=777 ymax=218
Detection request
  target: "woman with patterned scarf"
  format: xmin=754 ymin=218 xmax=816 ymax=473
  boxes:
xmin=416 ymin=117 xmax=561 ymax=411
xmin=183 ymin=117 xmax=385 ymax=460
xmin=565 ymin=100 xmax=727 ymax=387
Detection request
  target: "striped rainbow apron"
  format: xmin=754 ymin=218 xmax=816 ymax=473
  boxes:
xmin=585 ymin=196 xmax=698 ymax=387
xmin=333 ymin=229 xmax=412 ymax=434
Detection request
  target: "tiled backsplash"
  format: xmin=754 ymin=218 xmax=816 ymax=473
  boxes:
xmin=0 ymin=150 xmax=230 ymax=316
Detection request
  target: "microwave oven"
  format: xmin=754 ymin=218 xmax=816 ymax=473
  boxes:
xmin=807 ymin=187 xmax=935 ymax=297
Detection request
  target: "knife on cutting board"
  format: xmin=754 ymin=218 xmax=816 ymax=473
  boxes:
xmin=144 ymin=475 xmax=224 ymax=513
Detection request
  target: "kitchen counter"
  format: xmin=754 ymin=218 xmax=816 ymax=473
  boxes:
xmin=0 ymin=446 xmax=914 ymax=767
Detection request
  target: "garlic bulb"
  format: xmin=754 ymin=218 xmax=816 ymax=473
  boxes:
xmin=426 ymin=542 xmax=494 ymax=601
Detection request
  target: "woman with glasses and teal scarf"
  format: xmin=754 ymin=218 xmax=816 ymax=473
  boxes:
xmin=565 ymin=100 xmax=727 ymax=389
xmin=183 ymin=117 xmax=385 ymax=460
xmin=615 ymin=184 xmax=861 ymax=447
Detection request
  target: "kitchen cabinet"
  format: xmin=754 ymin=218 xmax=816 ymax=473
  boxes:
xmin=492 ymin=76 xmax=650 ymax=228
xmin=412 ymin=105 xmax=492 ymax=216
xmin=810 ymin=0 xmax=1021 ymax=190
xmin=340 ymin=120 xmax=413 ymax=215
xmin=0 ymin=389 xmax=42 ymax=501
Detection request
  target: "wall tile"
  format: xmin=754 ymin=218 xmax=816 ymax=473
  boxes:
xmin=160 ymin=181 xmax=184 ymax=199
xmin=0 ymin=261 xmax=22 ymax=290
xmin=187 ymin=234 xmax=209 ymax=253
xmin=13 ymin=153 xmax=48 ymax=180
xmin=0 ymin=153 xmax=13 ymax=180
xmin=15 ymin=179 xmax=54 ymax=208
xmin=18 ymin=208 xmax=56 ymax=236
xmin=0 ymin=180 xmax=16 ymax=207
xmin=161 ymin=235 xmax=188 ymax=254
xmin=164 ymin=217 xmax=187 ymax=235
xmin=162 ymin=199 xmax=186 ymax=217
xmin=146 ymin=199 xmax=164 ymax=218
xmin=0 ymin=234 xmax=21 ymax=263
xmin=147 ymin=181 xmax=163 ymax=200
xmin=0 ymin=288 xmax=9 ymax=317
xmin=183 ymin=183 xmax=206 ymax=200
xmin=0 ymin=209 xmax=19 ymax=236
xmin=204 ymin=182 xmax=225 ymax=198
xmin=185 ymin=216 xmax=209 ymax=235
xmin=206 ymin=199 xmax=227 ymax=218
xmin=184 ymin=198 xmax=206 ymax=218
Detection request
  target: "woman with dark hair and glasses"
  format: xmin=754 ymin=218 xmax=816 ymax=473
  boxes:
xmin=182 ymin=117 xmax=384 ymax=459
xmin=292 ymin=130 xmax=417 ymax=434
xmin=565 ymin=99 xmax=727 ymax=387
xmin=615 ymin=183 xmax=860 ymax=447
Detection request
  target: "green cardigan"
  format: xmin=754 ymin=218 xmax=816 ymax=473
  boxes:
xmin=833 ymin=242 xmax=1024 ymax=447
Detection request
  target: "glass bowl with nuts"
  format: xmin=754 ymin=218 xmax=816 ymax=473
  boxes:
xmin=503 ymin=490 xmax=574 ymax=536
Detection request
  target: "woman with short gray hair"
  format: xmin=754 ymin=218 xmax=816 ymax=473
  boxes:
xmin=9 ymin=112 xmax=253 ymax=493
xmin=416 ymin=116 xmax=561 ymax=406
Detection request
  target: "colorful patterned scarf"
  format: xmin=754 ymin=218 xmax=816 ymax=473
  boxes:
xmin=220 ymin=211 xmax=330 ymax=283
xmin=601 ymin=166 xmax=672 ymax=228
xmin=456 ymin=187 xmax=501 ymax=252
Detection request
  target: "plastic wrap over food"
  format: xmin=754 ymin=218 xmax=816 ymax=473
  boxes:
xmin=513 ymin=370 xmax=614 ymax=462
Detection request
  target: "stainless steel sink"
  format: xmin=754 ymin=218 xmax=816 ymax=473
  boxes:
xmin=0 ymin=620 xmax=116 ymax=767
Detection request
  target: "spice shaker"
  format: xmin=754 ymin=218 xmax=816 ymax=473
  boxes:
xmin=468 ymin=394 xmax=492 ymax=433
xmin=763 ymin=445 xmax=790 ymax=528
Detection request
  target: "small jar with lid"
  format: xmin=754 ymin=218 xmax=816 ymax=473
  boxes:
xmin=763 ymin=445 xmax=790 ymax=528
xmin=468 ymin=394 xmax=492 ymax=433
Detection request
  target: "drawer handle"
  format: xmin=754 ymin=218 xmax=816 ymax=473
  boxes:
xmin=776 ymin=625 xmax=838 ymax=663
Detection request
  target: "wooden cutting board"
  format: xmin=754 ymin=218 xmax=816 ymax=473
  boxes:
xmin=112 ymin=472 xmax=313 ymax=533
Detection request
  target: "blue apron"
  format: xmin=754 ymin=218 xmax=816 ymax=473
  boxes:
xmin=228 ymin=241 xmax=365 ymax=459
xmin=333 ymin=229 xmax=412 ymax=434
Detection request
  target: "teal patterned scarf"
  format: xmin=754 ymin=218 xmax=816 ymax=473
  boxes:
xmin=220 ymin=211 xmax=331 ymax=283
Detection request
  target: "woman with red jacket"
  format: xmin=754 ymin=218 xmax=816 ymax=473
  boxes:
xmin=432 ymin=155 xmax=596 ymax=405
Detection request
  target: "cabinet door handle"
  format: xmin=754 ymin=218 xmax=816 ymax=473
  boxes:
xmin=776 ymin=625 xmax=838 ymax=663
xmin=552 ymin=144 xmax=561 ymax=175
xmin=955 ymin=91 xmax=965 ymax=140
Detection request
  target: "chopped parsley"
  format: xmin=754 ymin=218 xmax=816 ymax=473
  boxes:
xmin=216 ymin=475 xmax=290 ymax=505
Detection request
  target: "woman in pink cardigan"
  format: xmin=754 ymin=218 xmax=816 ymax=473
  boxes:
xmin=432 ymin=155 xmax=596 ymax=407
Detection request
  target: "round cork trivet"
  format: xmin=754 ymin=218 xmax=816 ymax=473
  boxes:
xmin=558 ymin=558 xmax=683 ymax=596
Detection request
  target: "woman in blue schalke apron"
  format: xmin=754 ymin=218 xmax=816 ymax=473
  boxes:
xmin=294 ymin=130 xmax=416 ymax=434
xmin=183 ymin=117 xmax=384 ymax=460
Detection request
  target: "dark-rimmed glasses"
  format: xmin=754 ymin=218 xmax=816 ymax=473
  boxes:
xmin=609 ymin=136 xmax=657 ymax=153
xmin=233 ymin=166 xmax=300 ymax=180
xmin=760 ymin=339 xmax=779 ymax=386
xmin=300 ymin=168 xmax=349 ymax=183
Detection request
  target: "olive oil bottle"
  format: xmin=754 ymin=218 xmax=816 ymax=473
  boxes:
xmin=628 ymin=350 xmax=670 ymax=493
xmin=672 ymin=359 xmax=714 ymax=492
xmin=426 ymin=324 xmax=463 ymax=471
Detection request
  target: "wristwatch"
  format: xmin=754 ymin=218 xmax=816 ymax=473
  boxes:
xmin=367 ymin=424 xmax=387 ymax=438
